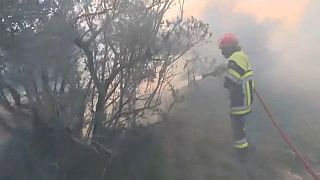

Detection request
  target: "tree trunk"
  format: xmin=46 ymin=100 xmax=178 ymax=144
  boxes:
xmin=91 ymin=90 xmax=106 ymax=140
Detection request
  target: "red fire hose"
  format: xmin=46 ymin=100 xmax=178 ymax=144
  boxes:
xmin=254 ymin=89 xmax=320 ymax=180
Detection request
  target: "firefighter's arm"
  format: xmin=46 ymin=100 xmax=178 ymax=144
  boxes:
xmin=202 ymin=63 xmax=228 ymax=79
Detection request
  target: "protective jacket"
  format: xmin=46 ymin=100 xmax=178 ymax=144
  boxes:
xmin=224 ymin=50 xmax=254 ymax=115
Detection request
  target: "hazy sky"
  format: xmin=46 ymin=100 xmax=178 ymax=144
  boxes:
xmin=181 ymin=0 xmax=309 ymax=29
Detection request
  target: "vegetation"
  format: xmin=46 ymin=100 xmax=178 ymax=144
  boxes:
xmin=0 ymin=0 xmax=210 ymax=179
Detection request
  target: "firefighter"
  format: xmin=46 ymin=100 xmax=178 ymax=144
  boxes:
xmin=203 ymin=34 xmax=255 ymax=158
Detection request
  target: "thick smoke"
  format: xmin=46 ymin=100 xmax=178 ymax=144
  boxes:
xmin=189 ymin=0 xmax=320 ymax=122
xmin=176 ymin=0 xmax=320 ymax=177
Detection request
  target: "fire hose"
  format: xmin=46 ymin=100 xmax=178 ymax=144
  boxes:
xmin=254 ymin=89 xmax=320 ymax=180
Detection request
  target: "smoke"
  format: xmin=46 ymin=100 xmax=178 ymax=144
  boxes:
xmin=201 ymin=2 xmax=278 ymax=72
xmin=269 ymin=0 xmax=320 ymax=97
xmin=184 ymin=0 xmax=320 ymax=108
xmin=175 ymin=0 xmax=320 ymax=176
